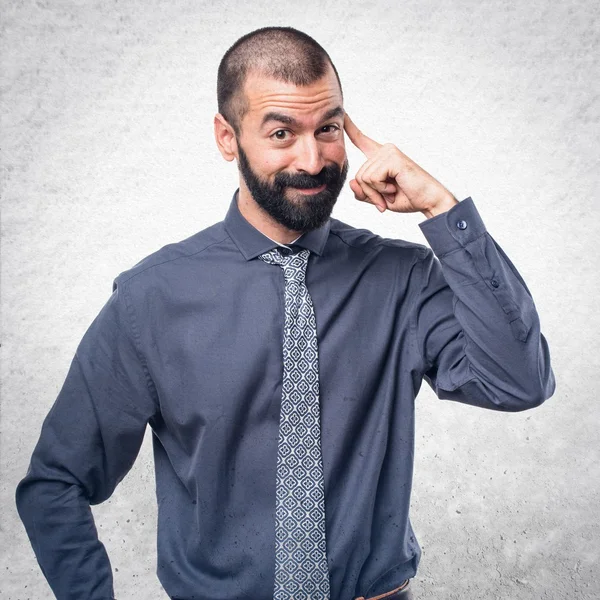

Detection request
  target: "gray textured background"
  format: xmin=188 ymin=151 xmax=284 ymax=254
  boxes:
xmin=1 ymin=1 xmax=599 ymax=598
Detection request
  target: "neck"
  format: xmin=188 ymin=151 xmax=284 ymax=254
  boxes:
xmin=237 ymin=182 xmax=305 ymax=245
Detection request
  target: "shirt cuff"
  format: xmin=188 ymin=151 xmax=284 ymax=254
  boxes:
xmin=418 ymin=197 xmax=486 ymax=256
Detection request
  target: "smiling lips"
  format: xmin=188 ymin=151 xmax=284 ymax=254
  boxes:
xmin=290 ymin=184 xmax=327 ymax=195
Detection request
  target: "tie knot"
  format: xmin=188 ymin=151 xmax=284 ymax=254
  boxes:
xmin=258 ymin=247 xmax=310 ymax=281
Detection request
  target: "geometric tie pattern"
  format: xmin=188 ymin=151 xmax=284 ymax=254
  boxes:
xmin=258 ymin=247 xmax=330 ymax=600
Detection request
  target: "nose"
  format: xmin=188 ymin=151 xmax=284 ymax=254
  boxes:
xmin=293 ymin=136 xmax=325 ymax=176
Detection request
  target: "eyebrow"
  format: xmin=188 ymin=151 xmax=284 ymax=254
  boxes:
xmin=260 ymin=106 xmax=345 ymax=129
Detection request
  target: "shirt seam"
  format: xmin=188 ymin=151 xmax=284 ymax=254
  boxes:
xmin=329 ymin=229 xmax=427 ymax=256
xmin=119 ymin=279 xmax=159 ymax=405
xmin=65 ymin=353 xmax=108 ymax=502
xmin=411 ymin=247 xmax=431 ymax=371
xmin=432 ymin=229 xmax=487 ymax=259
xmin=414 ymin=248 xmax=489 ymax=392
xmin=328 ymin=230 xmax=374 ymax=254
xmin=117 ymin=234 xmax=231 ymax=285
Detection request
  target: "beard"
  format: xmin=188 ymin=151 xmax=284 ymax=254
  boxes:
xmin=237 ymin=143 xmax=348 ymax=233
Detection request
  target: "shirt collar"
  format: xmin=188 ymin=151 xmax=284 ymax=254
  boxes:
xmin=223 ymin=189 xmax=331 ymax=261
xmin=262 ymin=232 xmax=303 ymax=248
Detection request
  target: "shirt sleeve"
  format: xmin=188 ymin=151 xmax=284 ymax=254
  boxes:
xmin=414 ymin=197 xmax=556 ymax=410
xmin=15 ymin=276 xmax=158 ymax=599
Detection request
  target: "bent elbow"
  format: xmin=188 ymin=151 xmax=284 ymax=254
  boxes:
xmin=504 ymin=367 xmax=557 ymax=412
xmin=440 ymin=369 xmax=556 ymax=412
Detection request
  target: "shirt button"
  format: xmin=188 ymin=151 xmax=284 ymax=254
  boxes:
xmin=490 ymin=278 xmax=499 ymax=288
xmin=456 ymin=220 xmax=468 ymax=230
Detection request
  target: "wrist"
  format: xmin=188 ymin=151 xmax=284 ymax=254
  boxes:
xmin=421 ymin=195 xmax=459 ymax=219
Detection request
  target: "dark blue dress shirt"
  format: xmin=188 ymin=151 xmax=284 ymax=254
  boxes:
xmin=16 ymin=191 xmax=555 ymax=600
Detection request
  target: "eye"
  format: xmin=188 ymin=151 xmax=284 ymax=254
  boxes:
xmin=319 ymin=124 xmax=341 ymax=135
xmin=271 ymin=129 xmax=291 ymax=141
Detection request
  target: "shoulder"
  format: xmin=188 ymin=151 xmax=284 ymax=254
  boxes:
xmin=113 ymin=221 xmax=229 ymax=290
xmin=328 ymin=216 xmax=431 ymax=262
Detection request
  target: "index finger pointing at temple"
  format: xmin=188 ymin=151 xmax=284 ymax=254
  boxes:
xmin=344 ymin=113 xmax=382 ymax=158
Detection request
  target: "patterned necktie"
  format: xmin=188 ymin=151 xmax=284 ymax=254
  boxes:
xmin=258 ymin=246 xmax=330 ymax=600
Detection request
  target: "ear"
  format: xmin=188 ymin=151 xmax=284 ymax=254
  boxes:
xmin=214 ymin=113 xmax=238 ymax=162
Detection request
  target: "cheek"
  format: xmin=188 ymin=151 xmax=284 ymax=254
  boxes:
xmin=260 ymin=151 xmax=294 ymax=176
xmin=325 ymin=141 xmax=347 ymax=166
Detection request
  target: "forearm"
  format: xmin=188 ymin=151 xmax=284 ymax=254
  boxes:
xmin=16 ymin=476 xmax=115 ymax=599
xmin=417 ymin=197 xmax=556 ymax=410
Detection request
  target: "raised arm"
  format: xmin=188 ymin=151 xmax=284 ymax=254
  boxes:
xmin=415 ymin=199 xmax=555 ymax=410
xmin=343 ymin=112 xmax=555 ymax=410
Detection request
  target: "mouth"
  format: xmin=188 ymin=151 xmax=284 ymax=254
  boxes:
xmin=289 ymin=184 xmax=327 ymax=195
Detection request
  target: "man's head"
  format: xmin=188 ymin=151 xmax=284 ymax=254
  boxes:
xmin=214 ymin=27 xmax=348 ymax=233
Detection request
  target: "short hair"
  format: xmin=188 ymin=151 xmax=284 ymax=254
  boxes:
xmin=217 ymin=27 xmax=343 ymax=134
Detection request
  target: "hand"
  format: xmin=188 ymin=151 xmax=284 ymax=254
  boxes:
xmin=344 ymin=113 xmax=459 ymax=218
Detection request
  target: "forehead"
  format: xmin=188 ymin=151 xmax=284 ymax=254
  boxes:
xmin=242 ymin=66 xmax=343 ymax=124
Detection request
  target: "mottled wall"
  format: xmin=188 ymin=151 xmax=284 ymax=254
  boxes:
xmin=1 ymin=1 xmax=598 ymax=598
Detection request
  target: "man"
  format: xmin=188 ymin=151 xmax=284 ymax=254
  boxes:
xmin=16 ymin=26 xmax=555 ymax=600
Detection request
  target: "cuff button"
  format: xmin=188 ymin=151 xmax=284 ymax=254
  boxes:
xmin=491 ymin=278 xmax=499 ymax=288
xmin=456 ymin=220 xmax=468 ymax=230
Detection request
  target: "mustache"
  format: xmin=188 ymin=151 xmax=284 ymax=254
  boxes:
xmin=273 ymin=163 xmax=344 ymax=190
